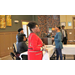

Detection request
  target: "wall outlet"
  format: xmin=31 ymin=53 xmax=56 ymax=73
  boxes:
xmin=10 ymin=47 xmax=12 ymax=49
xmin=8 ymin=47 xmax=9 ymax=50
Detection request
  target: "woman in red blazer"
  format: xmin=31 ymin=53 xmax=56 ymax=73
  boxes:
xmin=27 ymin=21 xmax=48 ymax=60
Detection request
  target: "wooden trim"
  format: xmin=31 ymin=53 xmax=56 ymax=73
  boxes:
xmin=0 ymin=31 xmax=18 ymax=57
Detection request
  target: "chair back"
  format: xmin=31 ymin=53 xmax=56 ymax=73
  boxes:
xmin=13 ymin=43 xmax=20 ymax=59
xmin=13 ymin=43 xmax=17 ymax=52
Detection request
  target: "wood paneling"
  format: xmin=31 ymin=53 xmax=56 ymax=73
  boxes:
xmin=66 ymin=29 xmax=75 ymax=44
xmin=0 ymin=32 xmax=17 ymax=57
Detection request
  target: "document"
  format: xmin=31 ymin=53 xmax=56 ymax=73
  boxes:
xmin=42 ymin=52 xmax=49 ymax=60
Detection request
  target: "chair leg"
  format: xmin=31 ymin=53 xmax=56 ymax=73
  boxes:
xmin=74 ymin=55 xmax=75 ymax=60
xmin=64 ymin=55 xmax=66 ymax=60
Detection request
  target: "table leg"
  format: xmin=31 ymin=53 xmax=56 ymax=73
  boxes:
xmin=74 ymin=55 xmax=75 ymax=60
xmin=64 ymin=55 xmax=66 ymax=60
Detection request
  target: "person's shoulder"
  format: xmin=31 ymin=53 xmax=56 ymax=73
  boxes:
xmin=17 ymin=33 xmax=20 ymax=36
xmin=57 ymin=32 xmax=61 ymax=35
xmin=21 ymin=41 xmax=25 ymax=44
xmin=31 ymin=33 xmax=37 ymax=37
xmin=59 ymin=32 xmax=61 ymax=34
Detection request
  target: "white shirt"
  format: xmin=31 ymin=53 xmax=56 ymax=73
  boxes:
xmin=62 ymin=29 xmax=66 ymax=37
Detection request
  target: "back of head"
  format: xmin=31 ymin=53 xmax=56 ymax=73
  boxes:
xmin=18 ymin=28 xmax=23 ymax=32
xmin=27 ymin=21 xmax=38 ymax=31
xmin=56 ymin=25 xmax=61 ymax=30
xmin=62 ymin=26 xmax=65 ymax=29
xmin=18 ymin=34 xmax=25 ymax=42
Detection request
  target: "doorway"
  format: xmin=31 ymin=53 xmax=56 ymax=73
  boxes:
xmin=21 ymin=21 xmax=31 ymax=38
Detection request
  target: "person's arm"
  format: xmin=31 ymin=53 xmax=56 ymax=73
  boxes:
xmin=16 ymin=34 xmax=18 ymax=42
xmin=65 ymin=30 xmax=68 ymax=39
xmin=22 ymin=42 xmax=28 ymax=51
xmin=54 ymin=33 xmax=61 ymax=42
xmin=30 ymin=34 xmax=42 ymax=51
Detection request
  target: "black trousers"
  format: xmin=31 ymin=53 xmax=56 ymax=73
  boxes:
xmin=62 ymin=37 xmax=67 ymax=44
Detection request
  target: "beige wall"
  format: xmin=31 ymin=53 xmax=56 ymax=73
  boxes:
xmin=60 ymin=15 xmax=75 ymax=29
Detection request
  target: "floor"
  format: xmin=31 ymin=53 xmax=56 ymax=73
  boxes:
xmin=1 ymin=55 xmax=14 ymax=60
xmin=0 ymin=55 xmax=74 ymax=60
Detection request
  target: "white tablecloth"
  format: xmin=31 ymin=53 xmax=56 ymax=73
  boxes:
xmin=44 ymin=45 xmax=55 ymax=58
xmin=62 ymin=45 xmax=75 ymax=55
xmin=19 ymin=52 xmax=28 ymax=60
xmin=19 ymin=45 xmax=55 ymax=60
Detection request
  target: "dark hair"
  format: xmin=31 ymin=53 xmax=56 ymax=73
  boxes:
xmin=27 ymin=21 xmax=38 ymax=31
xmin=56 ymin=25 xmax=61 ymax=30
xmin=18 ymin=34 xmax=25 ymax=42
xmin=62 ymin=26 xmax=65 ymax=28
xmin=18 ymin=28 xmax=23 ymax=32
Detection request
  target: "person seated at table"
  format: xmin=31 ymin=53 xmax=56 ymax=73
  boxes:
xmin=16 ymin=28 xmax=27 ymax=50
xmin=17 ymin=34 xmax=28 ymax=54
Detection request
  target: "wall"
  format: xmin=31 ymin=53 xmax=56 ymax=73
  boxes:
xmin=60 ymin=15 xmax=75 ymax=29
xmin=0 ymin=15 xmax=34 ymax=58
xmin=46 ymin=15 xmax=60 ymax=36
xmin=60 ymin=15 xmax=75 ymax=44
xmin=38 ymin=15 xmax=47 ymax=37
xmin=38 ymin=15 xmax=60 ymax=37
xmin=31 ymin=15 xmax=38 ymax=23
xmin=0 ymin=15 xmax=33 ymax=32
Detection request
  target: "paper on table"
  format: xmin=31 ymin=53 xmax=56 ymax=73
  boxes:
xmin=42 ymin=52 xmax=49 ymax=60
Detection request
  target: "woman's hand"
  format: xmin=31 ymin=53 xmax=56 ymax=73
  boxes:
xmin=45 ymin=49 xmax=48 ymax=52
xmin=52 ymin=38 xmax=54 ymax=40
xmin=43 ymin=43 xmax=45 ymax=46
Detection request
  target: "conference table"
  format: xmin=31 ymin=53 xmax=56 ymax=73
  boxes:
xmin=19 ymin=44 xmax=75 ymax=60
xmin=19 ymin=45 xmax=56 ymax=60
xmin=62 ymin=45 xmax=75 ymax=60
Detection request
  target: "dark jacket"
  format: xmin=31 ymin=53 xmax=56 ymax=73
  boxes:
xmin=17 ymin=34 xmax=28 ymax=54
xmin=17 ymin=41 xmax=28 ymax=54
xmin=60 ymin=29 xmax=68 ymax=41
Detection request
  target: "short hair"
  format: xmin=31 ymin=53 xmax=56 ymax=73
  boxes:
xmin=27 ymin=21 xmax=38 ymax=31
xmin=18 ymin=34 xmax=25 ymax=42
xmin=62 ymin=26 xmax=65 ymax=28
xmin=18 ymin=28 xmax=23 ymax=32
xmin=56 ymin=25 xmax=61 ymax=30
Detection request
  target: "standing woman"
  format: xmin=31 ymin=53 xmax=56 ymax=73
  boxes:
xmin=52 ymin=26 xmax=63 ymax=60
xmin=27 ymin=21 xmax=48 ymax=60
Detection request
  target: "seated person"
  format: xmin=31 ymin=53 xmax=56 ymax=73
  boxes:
xmin=16 ymin=28 xmax=24 ymax=50
xmin=16 ymin=28 xmax=24 ymax=43
xmin=17 ymin=34 xmax=28 ymax=54
xmin=16 ymin=28 xmax=27 ymax=51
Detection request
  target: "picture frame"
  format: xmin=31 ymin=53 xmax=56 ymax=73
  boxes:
xmin=61 ymin=22 xmax=66 ymax=26
xmin=6 ymin=15 xmax=12 ymax=26
xmin=0 ymin=15 xmax=6 ymax=28
xmin=68 ymin=22 xmax=71 ymax=26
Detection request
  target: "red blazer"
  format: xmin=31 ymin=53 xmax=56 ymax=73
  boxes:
xmin=28 ymin=33 xmax=43 ymax=60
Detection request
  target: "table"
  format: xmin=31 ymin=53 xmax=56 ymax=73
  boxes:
xmin=44 ymin=45 xmax=55 ymax=58
xmin=19 ymin=52 xmax=28 ymax=60
xmin=19 ymin=45 xmax=55 ymax=60
xmin=62 ymin=45 xmax=75 ymax=59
